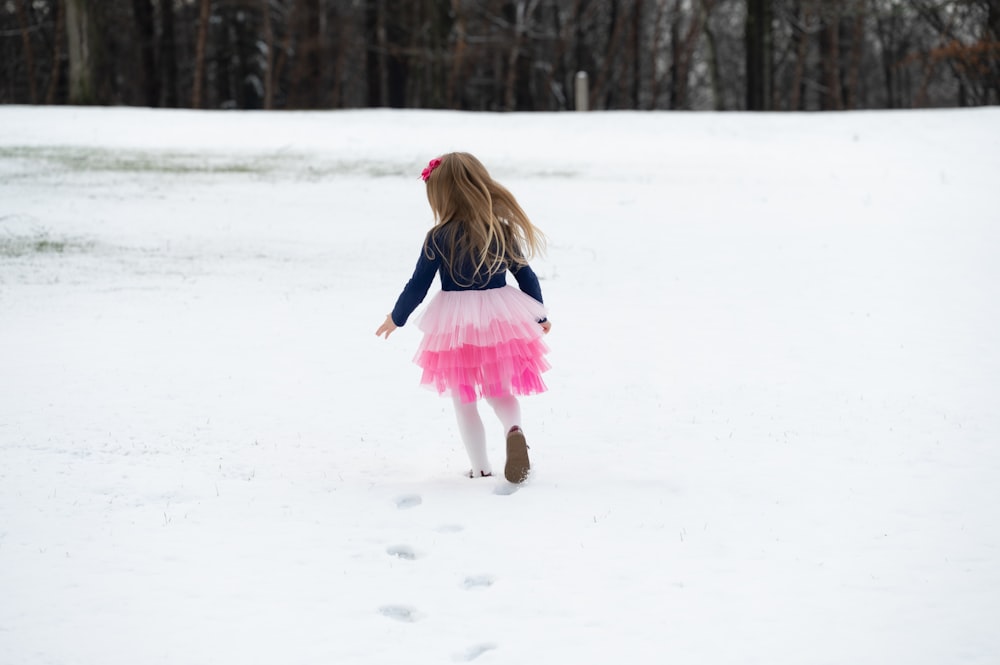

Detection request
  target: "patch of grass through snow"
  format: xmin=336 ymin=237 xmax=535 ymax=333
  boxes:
xmin=0 ymin=145 xmax=424 ymax=179
xmin=0 ymin=145 xmax=272 ymax=175
xmin=0 ymin=230 xmax=94 ymax=257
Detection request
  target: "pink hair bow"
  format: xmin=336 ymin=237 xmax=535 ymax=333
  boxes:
xmin=421 ymin=158 xmax=442 ymax=181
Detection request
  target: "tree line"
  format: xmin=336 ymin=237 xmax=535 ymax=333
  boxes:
xmin=2 ymin=0 xmax=998 ymax=111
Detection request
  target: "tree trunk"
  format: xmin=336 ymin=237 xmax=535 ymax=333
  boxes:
xmin=383 ymin=0 xmax=406 ymax=108
xmin=631 ymin=0 xmax=643 ymax=109
xmin=65 ymin=0 xmax=98 ymax=104
xmin=330 ymin=15 xmax=350 ymax=109
xmin=991 ymin=2 xmax=1000 ymax=103
xmin=290 ymin=0 xmax=323 ymax=107
xmin=447 ymin=0 xmax=467 ymax=108
xmin=574 ymin=0 xmax=588 ymax=80
xmin=505 ymin=1 xmax=539 ymax=111
xmin=649 ymin=0 xmax=666 ymax=107
xmin=789 ymin=0 xmax=810 ymax=110
xmin=261 ymin=0 xmax=274 ymax=109
xmin=542 ymin=2 xmax=561 ymax=109
xmin=914 ymin=50 xmax=937 ymax=108
xmin=592 ymin=0 xmax=626 ymax=109
xmin=132 ymin=0 xmax=158 ymax=106
xmin=574 ymin=0 xmax=599 ymax=108
xmin=668 ymin=0 xmax=681 ymax=108
xmin=15 ymin=0 xmax=39 ymax=103
xmin=46 ymin=0 xmax=66 ymax=104
xmin=161 ymin=0 xmax=179 ymax=107
xmin=314 ymin=0 xmax=329 ymax=107
xmin=672 ymin=0 xmax=710 ymax=110
xmin=192 ymin=0 xmax=211 ymax=108
xmin=874 ymin=8 xmax=896 ymax=109
xmin=702 ymin=0 xmax=723 ymax=110
xmin=370 ymin=0 xmax=388 ymax=106
xmin=819 ymin=11 xmax=843 ymax=110
xmin=273 ymin=0 xmax=294 ymax=93
xmin=845 ymin=1 xmax=866 ymax=110
xmin=407 ymin=0 xmax=423 ymax=108
xmin=745 ymin=0 xmax=773 ymax=110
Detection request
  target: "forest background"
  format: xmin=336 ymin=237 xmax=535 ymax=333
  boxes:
xmin=2 ymin=1 xmax=999 ymax=112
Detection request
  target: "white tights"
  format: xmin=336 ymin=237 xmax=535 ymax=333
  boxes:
xmin=452 ymin=394 xmax=521 ymax=475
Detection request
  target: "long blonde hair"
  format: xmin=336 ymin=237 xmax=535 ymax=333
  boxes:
xmin=423 ymin=152 xmax=545 ymax=285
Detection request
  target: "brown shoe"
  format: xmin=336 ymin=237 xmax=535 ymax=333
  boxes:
xmin=504 ymin=426 xmax=531 ymax=484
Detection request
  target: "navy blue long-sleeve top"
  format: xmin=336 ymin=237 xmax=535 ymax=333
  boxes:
xmin=390 ymin=227 xmax=544 ymax=327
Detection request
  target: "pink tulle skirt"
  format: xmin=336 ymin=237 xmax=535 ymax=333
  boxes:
xmin=414 ymin=286 xmax=550 ymax=403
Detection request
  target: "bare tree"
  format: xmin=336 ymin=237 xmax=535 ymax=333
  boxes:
xmin=46 ymin=0 xmax=66 ymax=104
xmin=911 ymin=0 xmax=1000 ymax=106
xmin=819 ymin=3 xmax=844 ymax=109
xmin=505 ymin=0 xmax=542 ymax=110
xmin=873 ymin=0 xmax=913 ymax=108
xmin=261 ymin=0 xmax=275 ymax=109
xmin=701 ymin=0 xmax=725 ymax=109
xmin=671 ymin=0 xmax=713 ymax=109
xmin=132 ymin=0 xmax=157 ymax=106
xmin=448 ymin=0 xmax=469 ymax=108
xmin=161 ymin=0 xmax=179 ymax=107
xmin=746 ymin=0 xmax=773 ymax=109
xmin=1 ymin=0 xmax=996 ymax=110
xmin=786 ymin=0 xmax=815 ymax=110
xmin=192 ymin=0 xmax=211 ymax=108
xmin=15 ymin=0 xmax=39 ymax=103
xmin=844 ymin=0 xmax=867 ymax=109
xmin=65 ymin=0 xmax=99 ymax=104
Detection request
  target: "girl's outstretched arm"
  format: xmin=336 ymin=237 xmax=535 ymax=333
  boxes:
xmin=375 ymin=314 xmax=398 ymax=339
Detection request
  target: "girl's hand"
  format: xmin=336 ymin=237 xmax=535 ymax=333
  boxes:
xmin=540 ymin=320 xmax=552 ymax=334
xmin=376 ymin=315 xmax=398 ymax=339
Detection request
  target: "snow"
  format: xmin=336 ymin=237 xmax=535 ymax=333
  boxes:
xmin=1 ymin=105 xmax=999 ymax=664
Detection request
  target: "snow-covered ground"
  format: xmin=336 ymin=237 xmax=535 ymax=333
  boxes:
xmin=1 ymin=106 xmax=998 ymax=665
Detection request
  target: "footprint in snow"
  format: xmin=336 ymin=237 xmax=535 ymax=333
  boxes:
xmin=493 ymin=483 xmax=519 ymax=496
xmin=395 ymin=494 xmax=422 ymax=509
xmin=453 ymin=643 xmax=497 ymax=661
xmin=379 ymin=605 xmax=421 ymax=622
xmin=386 ymin=544 xmax=419 ymax=560
xmin=461 ymin=574 xmax=495 ymax=590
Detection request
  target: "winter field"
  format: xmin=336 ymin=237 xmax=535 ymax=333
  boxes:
xmin=1 ymin=106 xmax=998 ymax=665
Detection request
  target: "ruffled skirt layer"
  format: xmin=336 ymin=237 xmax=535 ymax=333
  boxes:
xmin=414 ymin=286 xmax=549 ymax=403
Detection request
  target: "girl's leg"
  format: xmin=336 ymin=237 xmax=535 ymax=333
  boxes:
xmin=487 ymin=395 xmax=530 ymax=483
xmin=485 ymin=394 xmax=521 ymax=433
xmin=452 ymin=395 xmax=492 ymax=476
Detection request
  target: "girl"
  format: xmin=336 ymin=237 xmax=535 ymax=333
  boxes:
xmin=375 ymin=152 xmax=551 ymax=484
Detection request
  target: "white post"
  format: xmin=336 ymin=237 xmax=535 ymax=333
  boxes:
xmin=575 ymin=71 xmax=589 ymax=111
